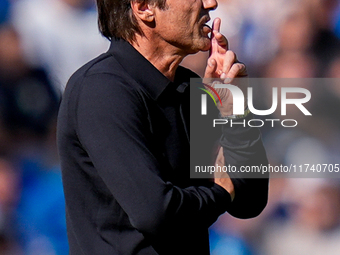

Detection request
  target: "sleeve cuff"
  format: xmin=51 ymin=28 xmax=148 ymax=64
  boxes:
xmin=220 ymin=113 xmax=262 ymax=149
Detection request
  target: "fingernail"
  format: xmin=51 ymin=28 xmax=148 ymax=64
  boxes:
xmin=220 ymin=73 xmax=227 ymax=79
xmin=224 ymin=78 xmax=232 ymax=84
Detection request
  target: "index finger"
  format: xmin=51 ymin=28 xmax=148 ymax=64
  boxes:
xmin=210 ymin=18 xmax=228 ymax=55
xmin=211 ymin=18 xmax=221 ymax=34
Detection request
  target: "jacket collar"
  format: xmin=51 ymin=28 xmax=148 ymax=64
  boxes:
xmin=107 ymin=38 xmax=173 ymax=101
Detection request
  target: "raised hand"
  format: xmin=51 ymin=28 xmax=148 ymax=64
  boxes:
xmin=204 ymin=18 xmax=247 ymax=80
xmin=202 ymin=18 xmax=248 ymax=116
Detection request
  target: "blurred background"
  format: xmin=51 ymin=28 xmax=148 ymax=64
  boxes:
xmin=0 ymin=0 xmax=339 ymax=254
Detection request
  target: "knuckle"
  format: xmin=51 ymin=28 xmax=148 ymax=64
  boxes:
xmin=229 ymin=65 xmax=242 ymax=77
xmin=231 ymin=63 xmax=247 ymax=77
xmin=236 ymin=63 xmax=244 ymax=70
xmin=226 ymin=50 xmax=236 ymax=60
xmin=230 ymin=64 xmax=240 ymax=72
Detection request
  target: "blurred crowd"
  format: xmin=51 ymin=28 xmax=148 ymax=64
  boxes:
xmin=0 ymin=0 xmax=339 ymax=254
xmin=0 ymin=0 xmax=108 ymax=254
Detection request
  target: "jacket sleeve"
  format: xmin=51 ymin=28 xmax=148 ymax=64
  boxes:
xmin=220 ymin=113 xmax=269 ymax=219
xmin=76 ymin=73 xmax=231 ymax=236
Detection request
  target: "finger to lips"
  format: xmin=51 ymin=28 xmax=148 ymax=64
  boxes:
xmin=212 ymin=18 xmax=221 ymax=34
xmin=210 ymin=18 xmax=221 ymax=55
xmin=211 ymin=18 xmax=228 ymax=48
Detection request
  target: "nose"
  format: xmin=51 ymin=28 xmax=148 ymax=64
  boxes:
xmin=202 ymin=0 xmax=218 ymax=10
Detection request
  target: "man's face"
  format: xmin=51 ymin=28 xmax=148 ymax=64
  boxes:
xmin=153 ymin=0 xmax=218 ymax=54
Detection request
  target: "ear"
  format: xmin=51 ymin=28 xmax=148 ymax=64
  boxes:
xmin=131 ymin=1 xmax=155 ymax=23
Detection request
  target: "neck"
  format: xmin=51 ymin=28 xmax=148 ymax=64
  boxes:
xmin=131 ymin=33 xmax=185 ymax=82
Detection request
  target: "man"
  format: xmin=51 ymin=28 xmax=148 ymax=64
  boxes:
xmin=57 ymin=0 xmax=269 ymax=254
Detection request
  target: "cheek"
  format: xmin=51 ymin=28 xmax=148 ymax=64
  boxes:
xmin=158 ymin=5 xmax=196 ymax=33
xmin=157 ymin=16 xmax=193 ymax=40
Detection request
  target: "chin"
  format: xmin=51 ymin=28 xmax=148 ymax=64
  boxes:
xmin=184 ymin=38 xmax=211 ymax=54
xmin=199 ymin=39 xmax=211 ymax=52
xmin=190 ymin=37 xmax=211 ymax=52
xmin=201 ymin=44 xmax=211 ymax=52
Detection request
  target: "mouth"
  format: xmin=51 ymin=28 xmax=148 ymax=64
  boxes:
xmin=202 ymin=24 xmax=212 ymax=35
xmin=200 ymin=16 xmax=212 ymax=37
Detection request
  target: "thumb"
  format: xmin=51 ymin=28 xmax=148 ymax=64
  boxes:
xmin=204 ymin=58 xmax=217 ymax=78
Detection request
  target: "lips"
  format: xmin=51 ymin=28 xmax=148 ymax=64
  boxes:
xmin=201 ymin=16 xmax=212 ymax=36
xmin=202 ymin=24 xmax=212 ymax=32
